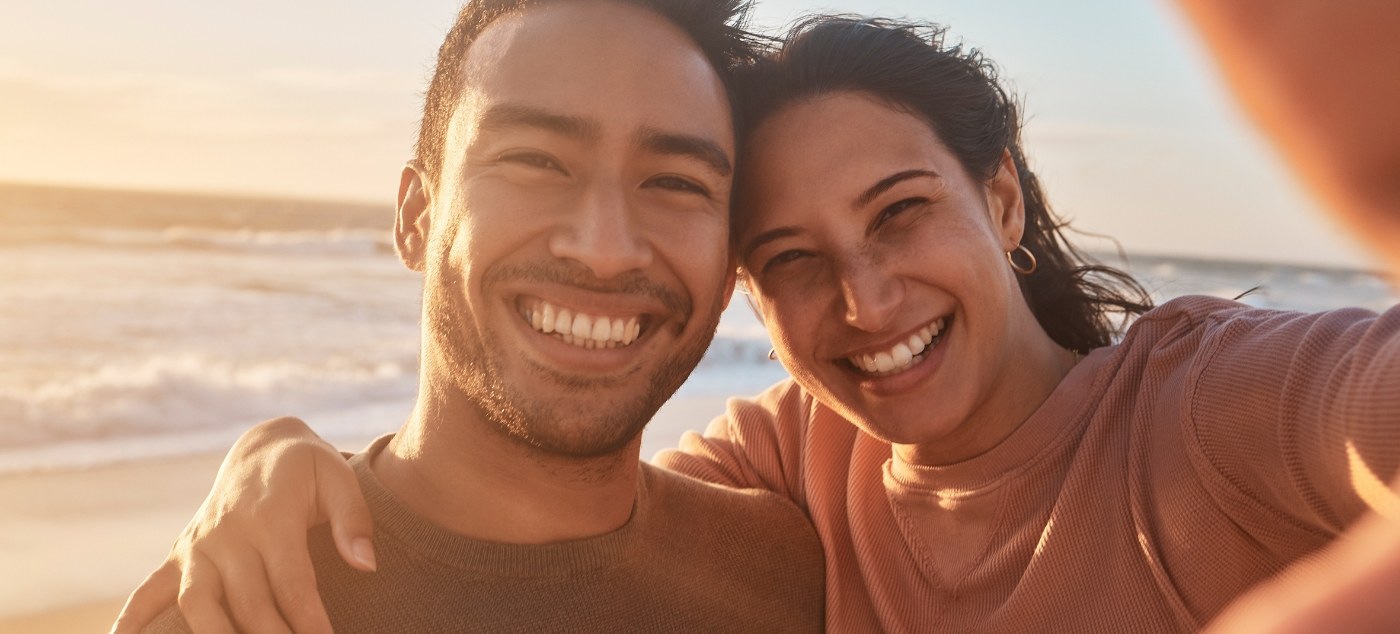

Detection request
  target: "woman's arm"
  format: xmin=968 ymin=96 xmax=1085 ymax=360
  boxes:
xmin=110 ymin=418 xmax=374 ymax=634
xmin=1177 ymin=0 xmax=1400 ymax=275
xmin=654 ymin=379 xmax=816 ymax=504
xmin=1176 ymin=0 xmax=1400 ymax=630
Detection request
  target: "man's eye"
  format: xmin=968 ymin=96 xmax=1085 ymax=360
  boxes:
xmin=646 ymin=175 xmax=709 ymax=197
xmin=500 ymin=152 xmax=565 ymax=172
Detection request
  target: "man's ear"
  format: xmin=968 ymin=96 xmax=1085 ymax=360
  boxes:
xmin=986 ymin=148 xmax=1027 ymax=251
xmin=395 ymin=162 xmax=432 ymax=272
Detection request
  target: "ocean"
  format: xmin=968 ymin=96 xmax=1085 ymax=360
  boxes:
xmin=1 ymin=182 xmax=1394 ymax=474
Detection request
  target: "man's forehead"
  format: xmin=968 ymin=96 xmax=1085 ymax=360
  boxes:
xmin=454 ymin=0 xmax=733 ymax=139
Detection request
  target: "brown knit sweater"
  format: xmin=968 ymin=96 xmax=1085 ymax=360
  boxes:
xmin=147 ymin=436 xmax=825 ymax=633
xmin=658 ymin=296 xmax=1400 ymax=633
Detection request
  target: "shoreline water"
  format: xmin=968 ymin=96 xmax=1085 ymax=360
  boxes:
xmin=3 ymin=182 xmax=1398 ymax=631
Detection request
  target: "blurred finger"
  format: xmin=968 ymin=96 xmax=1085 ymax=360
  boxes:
xmin=316 ymin=452 xmax=376 ymax=572
xmin=110 ymin=560 xmax=180 ymax=634
xmin=263 ymin=527 xmax=333 ymax=634
xmin=214 ymin=548 xmax=293 ymax=634
xmin=177 ymin=552 xmax=237 ymax=634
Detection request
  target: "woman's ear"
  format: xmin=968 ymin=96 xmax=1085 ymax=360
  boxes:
xmin=986 ymin=148 xmax=1027 ymax=251
xmin=736 ymin=272 xmax=767 ymax=325
xmin=394 ymin=162 xmax=432 ymax=272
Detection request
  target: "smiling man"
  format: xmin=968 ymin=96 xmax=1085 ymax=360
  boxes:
xmin=140 ymin=0 xmax=823 ymax=631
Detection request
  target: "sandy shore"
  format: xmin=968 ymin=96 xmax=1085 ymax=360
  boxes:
xmin=0 ymin=395 xmax=728 ymax=633
xmin=0 ymin=451 xmax=230 ymax=633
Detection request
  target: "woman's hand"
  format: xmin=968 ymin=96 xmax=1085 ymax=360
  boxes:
xmin=1203 ymin=508 xmax=1400 ymax=634
xmin=109 ymin=417 xmax=376 ymax=634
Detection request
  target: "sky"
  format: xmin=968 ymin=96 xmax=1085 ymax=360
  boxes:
xmin=0 ymin=0 xmax=1376 ymax=269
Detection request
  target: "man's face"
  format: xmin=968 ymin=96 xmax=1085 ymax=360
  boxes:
xmin=407 ymin=0 xmax=735 ymax=457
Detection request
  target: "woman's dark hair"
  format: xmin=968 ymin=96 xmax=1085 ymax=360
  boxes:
xmin=733 ymin=16 xmax=1154 ymax=351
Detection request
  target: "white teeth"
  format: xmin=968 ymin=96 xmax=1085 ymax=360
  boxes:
xmin=541 ymin=303 xmax=555 ymax=334
xmin=571 ymin=314 xmax=590 ymax=339
xmin=525 ymin=299 xmax=644 ymax=350
xmin=891 ymin=343 xmax=913 ymax=367
xmin=590 ymin=318 xmax=611 ymax=342
xmin=849 ymin=317 xmax=948 ymax=376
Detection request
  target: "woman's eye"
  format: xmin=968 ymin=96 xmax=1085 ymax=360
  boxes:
xmin=875 ymin=197 xmax=927 ymax=228
xmin=646 ymin=175 xmax=709 ymax=197
xmin=762 ymin=250 xmax=808 ymax=273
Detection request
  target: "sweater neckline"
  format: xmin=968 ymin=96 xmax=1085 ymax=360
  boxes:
xmin=351 ymin=435 xmax=646 ymax=577
xmin=886 ymin=346 xmax=1113 ymax=493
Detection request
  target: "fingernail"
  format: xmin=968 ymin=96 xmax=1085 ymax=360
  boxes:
xmin=352 ymin=538 xmax=377 ymax=571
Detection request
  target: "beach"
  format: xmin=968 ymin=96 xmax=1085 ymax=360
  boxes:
xmin=0 ymin=391 xmax=740 ymax=632
xmin=2 ymin=182 xmax=1395 ymax=631
xmin=0 ymin=449 xmax=229 ymax=632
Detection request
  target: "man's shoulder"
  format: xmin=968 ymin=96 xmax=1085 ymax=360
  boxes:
xmin=641 ymin=462 xmax=810 ymax=528
xmin=639 ymin=462 xmax=823 ymax=573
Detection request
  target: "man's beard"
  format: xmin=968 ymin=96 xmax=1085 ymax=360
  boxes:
xmin=423 ymin=254 xmax=723 ymax=459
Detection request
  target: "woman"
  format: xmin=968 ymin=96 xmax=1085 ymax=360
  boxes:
xmin=116 ymin=12 xmax=1400 ymax=634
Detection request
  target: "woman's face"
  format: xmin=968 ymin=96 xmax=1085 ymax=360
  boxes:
xmin=737 ymin=91 xmax=1055 ymax=462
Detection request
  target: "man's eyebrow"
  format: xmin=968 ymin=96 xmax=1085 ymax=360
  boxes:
xmin=636 ymin=127 xmax=733 ymax=177
xmin=477 ymin=103 xmax=600 ymax=141
xmin=855 ymin=169 xmax=942 ymax=207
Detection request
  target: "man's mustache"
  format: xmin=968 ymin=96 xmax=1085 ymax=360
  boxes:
xmin=482 ymin=262 xmax=691 ymax=316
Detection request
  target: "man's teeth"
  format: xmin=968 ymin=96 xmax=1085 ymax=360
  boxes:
xmin=525 ymin=300 xmax=641 ymax=349
xmin=850 ymin=318 xmax=945 ymax=375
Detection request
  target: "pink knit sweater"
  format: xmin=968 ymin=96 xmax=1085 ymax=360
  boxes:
xmin=657 ymin=296 xmax=1400 ymax=632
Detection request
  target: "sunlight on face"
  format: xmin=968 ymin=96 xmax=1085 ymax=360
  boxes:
xmin=736 ymin=92 xmax=1053 ymax=463
xmin=415 ymin=1 xmax=736 ymax=457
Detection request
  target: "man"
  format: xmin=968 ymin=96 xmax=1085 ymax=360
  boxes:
xmin=139 ymin=0 xmax=824 ymax=631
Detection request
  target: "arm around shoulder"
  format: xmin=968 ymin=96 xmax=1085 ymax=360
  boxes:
xmin=653 ymin=379 xmax=815 ymax=501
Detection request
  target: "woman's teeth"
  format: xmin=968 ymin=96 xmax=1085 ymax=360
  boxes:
xmin=849 ymin=317 xmax=945 ymax=376
xmin=524 ymin=299 xmax=641 ymax=350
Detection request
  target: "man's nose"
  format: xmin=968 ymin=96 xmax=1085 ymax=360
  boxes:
xmin=838 ymin=257 xmax=903 ymax=333
xmin=547 ymin=185 xmax=653 ymax=279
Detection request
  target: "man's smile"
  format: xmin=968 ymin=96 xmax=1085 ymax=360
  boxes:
xmin=518 ymin=296 xmax=645 ymax=349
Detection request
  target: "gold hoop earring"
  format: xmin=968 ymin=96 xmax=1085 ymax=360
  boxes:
xmin=1006 ymin=244 xmax=1037 ymax=275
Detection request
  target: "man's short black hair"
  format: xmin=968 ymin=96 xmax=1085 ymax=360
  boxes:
xmin=413 ymin=0 xmax=761 ymax=184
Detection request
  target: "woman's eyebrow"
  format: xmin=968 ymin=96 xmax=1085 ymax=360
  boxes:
xmin=741 ymin=226 xmax=802 ymax=260
xmin=855 ymin=169 xmax=942 ymax=208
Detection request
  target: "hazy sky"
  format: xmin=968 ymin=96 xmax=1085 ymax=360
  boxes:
xmin=0 ymin=1 xmax=1376 ymax=268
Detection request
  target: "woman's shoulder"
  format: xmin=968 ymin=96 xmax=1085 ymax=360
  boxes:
xmin=1124 ymin=294 xmax=1386 ymax=348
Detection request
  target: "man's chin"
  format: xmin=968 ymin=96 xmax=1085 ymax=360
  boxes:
xmin=490 ymin=391 xmax=660 ymax=459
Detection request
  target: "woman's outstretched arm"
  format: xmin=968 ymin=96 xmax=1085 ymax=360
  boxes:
xmin=109 ymin=418 xmax=375 ymax=634
xmin=1178 ymin=0 xmax=1400 ymax=631
xmin=1177 ymin=0 xmax=1400 ymax=275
